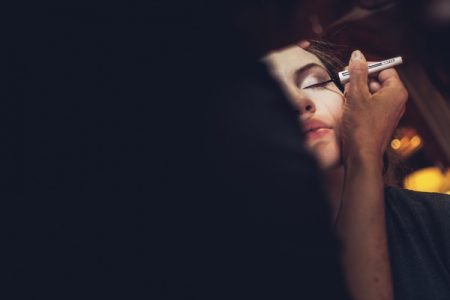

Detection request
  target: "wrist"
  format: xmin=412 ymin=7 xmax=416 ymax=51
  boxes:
xmin=343 ymin=146 xmax=384 ymax=173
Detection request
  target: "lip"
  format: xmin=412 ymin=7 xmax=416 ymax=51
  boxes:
xmin=302 ymin=119 xmax=333 ymax=141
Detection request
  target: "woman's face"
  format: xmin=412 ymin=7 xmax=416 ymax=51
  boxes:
xmin=264 ymin=46 xmax=344 ymax=170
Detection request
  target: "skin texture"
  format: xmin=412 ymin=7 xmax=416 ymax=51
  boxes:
xmin=265 ymin=46 xmax=408 ymax=300
xmin=264 ymin=46 xmax=344 ymax=169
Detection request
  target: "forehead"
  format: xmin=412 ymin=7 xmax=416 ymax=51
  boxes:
xmin=264 ymin=46 xmax=324 ymax=78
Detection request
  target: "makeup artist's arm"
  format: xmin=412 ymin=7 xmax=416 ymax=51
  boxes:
xmin=335 ymin=50 xmax=407 ymax=300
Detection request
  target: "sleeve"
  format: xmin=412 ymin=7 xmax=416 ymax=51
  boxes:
xmin=385 ymin=187 xmax=450 ymax=299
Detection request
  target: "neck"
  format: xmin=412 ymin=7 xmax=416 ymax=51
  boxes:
xmin=323 ymin=166 xmax=345 ymax=224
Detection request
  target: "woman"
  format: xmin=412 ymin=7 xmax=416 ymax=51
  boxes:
xmin=263 ymin=43 xmax=450 ymax=299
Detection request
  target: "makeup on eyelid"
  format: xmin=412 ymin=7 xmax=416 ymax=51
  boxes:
xmin=301 ymin=75 xmax=331 ymax=89
xmin=303 ymin=56 xmax=403 ymax=90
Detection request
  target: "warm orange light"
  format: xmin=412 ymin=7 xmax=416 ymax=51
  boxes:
xmin=390 ymin=131 xmax=423 ymax=159
xmin=404 ymin=167 xmax=450 ymax=193
xmin=391 ymin=139 xmax=401 ymax=150
xmin=410 ymin=135 xmax=422 ymax=148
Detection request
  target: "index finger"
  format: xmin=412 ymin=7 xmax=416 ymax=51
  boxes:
xmin=375 ymin=68 xmax=404 ymax=96
xmin=377 ymin=68 xmax=400 ymax=86
xmin=374 ymin=68 xmax=408 ymax=102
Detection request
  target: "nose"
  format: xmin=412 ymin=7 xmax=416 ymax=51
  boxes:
xmin=294 ymin=94 xmax=316 ymax=119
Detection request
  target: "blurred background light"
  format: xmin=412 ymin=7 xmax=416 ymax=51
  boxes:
xmin=404 ymin=167 xmax=450 ymax=194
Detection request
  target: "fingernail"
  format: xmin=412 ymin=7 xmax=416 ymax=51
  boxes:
xmin=351 ymin=50 xmax=362 ymax=60
xmin=298 ymin=40 xmax=310 ymax=49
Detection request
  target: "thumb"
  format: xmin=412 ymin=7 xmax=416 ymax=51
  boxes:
xmin=297 ymin=40 xmax=310 ymax=49
xmin=347 ymin=50 xmax=370 ymax=99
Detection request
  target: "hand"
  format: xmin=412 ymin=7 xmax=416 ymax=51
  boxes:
xmin=345 ymin=66 xmax=382 ymax=94
xmin=299 ymin=41 xmax=382 ymax=93
xmin=336 ymin=51 xmax=404 ymax=300
xmin=297 ymin=40 xmax=310 ymax=49
xmin=341 ymin=50 xmax=408 ymax=163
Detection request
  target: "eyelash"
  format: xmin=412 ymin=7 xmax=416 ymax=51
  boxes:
xmin=302 ymin=80 xmax=332 ymax=90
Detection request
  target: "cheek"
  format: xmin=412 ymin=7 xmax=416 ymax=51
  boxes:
xmin=322 ymin=95 xmax=344 ymax=152
xmin=312 ymin=91 xmax=344 ymax=122
xmin=326 ymin=100 xmax=344 ymax=123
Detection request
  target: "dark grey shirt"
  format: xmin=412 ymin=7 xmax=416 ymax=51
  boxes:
xmin=386 ymin=187 xmax=450 ymax=299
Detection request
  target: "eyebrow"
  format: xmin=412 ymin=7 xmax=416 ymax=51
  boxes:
xmin=294 ymin=63 xmax=325 ymax=87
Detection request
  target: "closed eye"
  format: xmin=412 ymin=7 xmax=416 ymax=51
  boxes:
xmin=303 ymin=79 xmax=333 ymax=90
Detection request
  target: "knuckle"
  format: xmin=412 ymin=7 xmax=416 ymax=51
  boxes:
xmin=400 ymin=88 xmax=408 ymax=101
xmin=343 ymin=92 xmax=355 ymax=104
xmin=402 ymin=86 xmax=408 ymax=96
xmin=379 ymin=68 xmax=397 ymax=81
xmin=386 ymin=68 xmax=398 ymax=76
xmin=343 ymin=91 xmax=351 ymax=100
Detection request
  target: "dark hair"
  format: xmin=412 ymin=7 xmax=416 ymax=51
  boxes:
xmin=307 ymin=40 xmax=347 ymax=92
xmin=306 ymin=39 xmax=402 ymax=186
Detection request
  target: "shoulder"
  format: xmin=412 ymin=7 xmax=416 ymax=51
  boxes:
xmin=385 ymin=186 xmax=450 ymax=227
xmin=385 ymin=186 xmax=450 ymax=208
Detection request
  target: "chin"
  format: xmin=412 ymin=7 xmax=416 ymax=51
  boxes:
xmin=309 ymin=142 xmax=341 ymax=171
xmin=317 ymin=155 xmax=341 ymax=170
